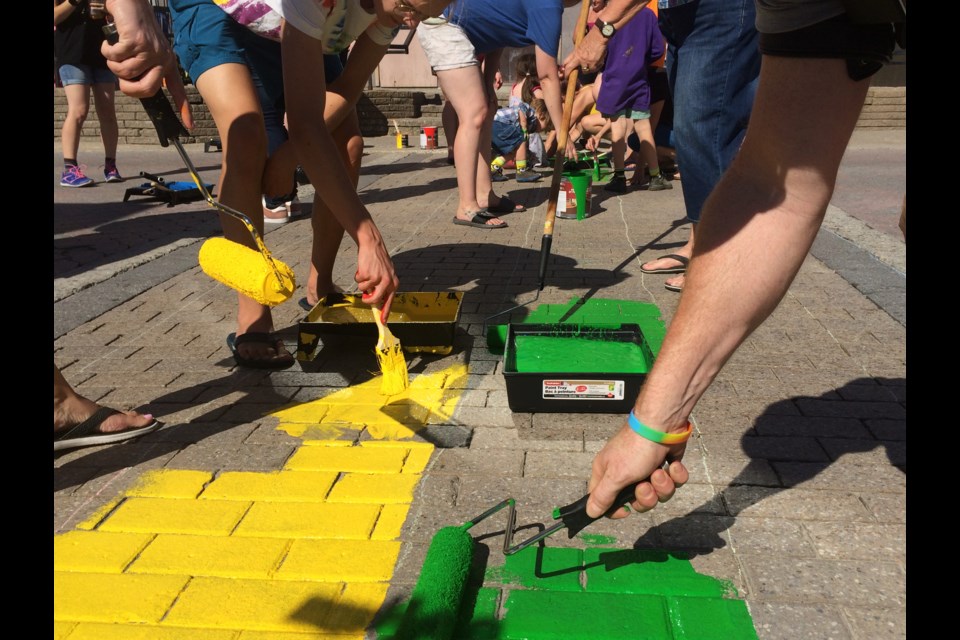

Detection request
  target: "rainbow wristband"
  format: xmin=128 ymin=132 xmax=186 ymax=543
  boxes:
xmin=627 ymin=412 xmax=692 ymax=445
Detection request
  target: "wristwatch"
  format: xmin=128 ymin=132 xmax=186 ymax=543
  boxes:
xmin=595 ymin=18 xmax=616 ymax=39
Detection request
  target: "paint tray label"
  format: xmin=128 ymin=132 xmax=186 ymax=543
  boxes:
xmin=542 ymin=380 xmax=625 ymax=401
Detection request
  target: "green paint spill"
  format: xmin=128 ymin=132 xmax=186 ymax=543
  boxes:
xmin=513 ymin=336 xmax=651 ymax=374
xmin=376 ymin=542 xmax=758 ymax=639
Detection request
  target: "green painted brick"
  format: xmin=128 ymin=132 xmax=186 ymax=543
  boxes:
xmin=129 ymin=534 xmax=289 ymax=579
xmin=284 ymin=447 xmax=406 ymax=474
xmin=486 ymin=546 xmax=584 ymax=592
xmin=53 ymin=531 xmax=154 ymax=573
xmin=234 ymin=502 xmax=380 ymax=539
xmin=54 ymin=572 xmax=189 ymax=624
xmin=582 ymin=549 xmax=729 ymax=597
xmin=98 ymin=497 xmax=250 ymax=535
xmin=163 ymin=576 xmax=342 ymax=633
xmin=277 ymin=539 xmax=401 ymax=582
xmin=666 ymin=596 xmax=759 ymax=640
xmin=498 ymin=591 xmax=670 ymax=640
xmin=327 ymin=473 xmax=420 ymax=504
xmin=200 ymin=471 xmax=338 ymax=501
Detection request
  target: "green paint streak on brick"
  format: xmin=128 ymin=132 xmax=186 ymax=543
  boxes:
xmin=579 ymin=533 xmax=618 ymax=546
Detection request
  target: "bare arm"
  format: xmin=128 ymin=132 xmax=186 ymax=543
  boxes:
xmin=54 ymin=0 xmax=80 ymax=26
xmin=535 ymin=45 xmax=575 ymax=159
xmin=281 ymin=22 xmax=398 ymax=311
xmin=561 ymin=0 xmax=650 ymax=75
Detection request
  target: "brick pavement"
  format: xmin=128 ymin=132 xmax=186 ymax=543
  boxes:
xmin=54 ymin=131 xmax=905 ymax=639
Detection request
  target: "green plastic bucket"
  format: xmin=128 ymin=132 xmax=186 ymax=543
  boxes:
xmin=556 ymin=170 xmax=593 ymax=220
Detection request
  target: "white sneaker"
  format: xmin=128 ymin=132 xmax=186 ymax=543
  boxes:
xmin=262 ymin=196 xmax=289 ymax=224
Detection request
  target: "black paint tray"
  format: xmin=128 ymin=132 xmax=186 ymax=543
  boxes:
xmin=503 ymin=323 xmax=654 ymax=413
xmin=297 ymin=292 xmax=463 ymax=362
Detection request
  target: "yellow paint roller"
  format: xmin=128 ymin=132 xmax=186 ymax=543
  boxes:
xmin=137 ymin=91 xmax=296 ymax=306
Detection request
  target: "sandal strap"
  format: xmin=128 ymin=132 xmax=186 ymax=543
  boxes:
xmin=54 ymin=406 xmax=120 ymax=442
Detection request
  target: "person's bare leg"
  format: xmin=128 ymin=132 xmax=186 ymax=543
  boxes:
xmin=61 ymin=83 xmax=90 ymax=162
xmin=609 ymin=116 xmax=627 ymax=171
xmin=436 ymin=66 xmax=504 ymax=226
xmin=91 ymin=81 xmax=119 ymax=163
xmin=587 ymin=56 xmax=872 ymax=514
xmin=632 ymin=118 xmax=659 ymax=184
xmin=263 ymin=139 xmax=298 ymax=199
xmin=196 ymin=64 xmax=290 ymax=364
xmin=54 ymin=364 xmax=154 ymax=434
xmin=442 ymin=99 xmax=458 ymax=163
xmin=306 ymin=111 xmax=361 ymax=306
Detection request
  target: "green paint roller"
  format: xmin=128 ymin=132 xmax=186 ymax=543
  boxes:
xmin=393 ymin=500 xmax=514 ymax=640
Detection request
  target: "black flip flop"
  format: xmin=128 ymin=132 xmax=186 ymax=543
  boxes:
xmin=54 ymin=406 xmax=163 ymax=452
xmin=452 ymin=211 xmax=507 ymax=229
xmin=485 ymin=196 xmax=526 ymax=214
xmin=227 ymin=332 xmax=296 ymax=370
xmin=640 ymin=254 xmax=689 ymax=275
xmin=298 ymin=297 xmax=314 ymax=312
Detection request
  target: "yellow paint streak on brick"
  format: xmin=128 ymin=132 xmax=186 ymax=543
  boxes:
xmin=76 ymin=495 xmax=124 ymax=530
xmin=66 ymin=622 xmax=239 ymax=639
xmin=238 ymin=632 xmax=359 ymax=640
xmin=273 ymin=422 xmax=347 ymax=440
xmin=164 ymin=576 xmax=341 ymax=633
xmin=234 ymin=502 xmax=379 ymax=539
xmin=277 ymin=539 xmax=401 ymax=582
xmin=99 ymin=497 xmax=250 ymax=535
xmin=285 ymin=445 xmax=406 ymax=473
xmin=130 ymin=534 xmax=289 ymax=579
xmin=54 ymin=572 xmax=189 ymax=623
xmin=371 ymin=504 xmax=409 ymax=540
xmin=327 ymin=473 xmax=420 ymax=503
xmin=54 ymin=531 xmax=154 ymax=573
xmin=200 ymin=471 xmax=337 ymax=501
xmin=126 ymin=470 xmax=214 ymax=498
xmin=270 ymin=364 xmax=467 ymax=440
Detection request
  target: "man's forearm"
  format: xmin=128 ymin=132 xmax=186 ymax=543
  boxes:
xmin=595 ymin=0 xmax=651 ymax=29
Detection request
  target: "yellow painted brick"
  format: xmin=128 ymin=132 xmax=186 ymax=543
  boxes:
xmin=76 ymin=496 xmax=124 ymax=530
xmin=66 ymin=622 xmax=239 ymax=639
xmin=284 ymin=446 xmax=406 ymax=473
xmin=129 ymin=534 xmax=288 ymax=579
xmin=404 ymin=446 xmax=434 ymax=473
xmin=321 ymin=404 xmax=395 ymax=426
xmin=54 ymin=531 xmax=154 ymax=573
xmin=53 ymin=621 xmax=75 ymax=640
xmin=126 ymin=470 xmax=215 ymax=498
xmin=201 ymin=471 xmax=338 ymax=501
xmin=327 ymin=473 xmax=420 ymax=504
xmin=324 ymin=582 xmax=389 ymax=633
xmin=238 ymin=632 xmax=360 ymax=640
xmin=164 ymin=576 xmax=341 ymax=633
xmin=371 ymin=504 xmax=410 ymax=540
xmin=234 ymin=502 xmax=379 ymax=539
xmin=300 ymin=440 xmax=354 ymax=447
xmin=54 ymin=572 xmax=189 ymax=623
xmin=276 ymin=539 xmax=401 ymax=582
xmin=386 ymin=389 xmax=444 ymax=406
xmin=380 ymin=403 xmax=431 ymax=427
xmin=273 ymin=422 xmax=349 ymax=440
xmin=99 ymin=497 xmax=250 ymax=535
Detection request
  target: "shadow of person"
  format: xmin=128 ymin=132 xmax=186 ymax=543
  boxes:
xmin=631 ymin=377 xmax=906 ymax=555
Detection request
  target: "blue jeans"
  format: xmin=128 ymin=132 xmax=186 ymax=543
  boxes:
xmin=659 ymin=0 xmax=760 ymax=222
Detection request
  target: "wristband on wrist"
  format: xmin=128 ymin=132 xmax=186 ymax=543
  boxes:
xmin=627 ymin=412 xmax=692 ymax=445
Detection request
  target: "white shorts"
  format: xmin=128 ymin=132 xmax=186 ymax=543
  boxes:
xmin=416 ymin=20 xmax=479 ymax=72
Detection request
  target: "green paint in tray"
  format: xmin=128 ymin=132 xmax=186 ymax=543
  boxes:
xmin=513 ymin=335 xmax=651 ymax=374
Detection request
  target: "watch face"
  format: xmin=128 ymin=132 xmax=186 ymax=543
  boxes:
xmin=600 ymin=22 xmax=615 ymax=37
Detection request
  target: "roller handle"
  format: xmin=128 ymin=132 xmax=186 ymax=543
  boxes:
xmin=101 ymin=23 xmax=188 ymax=147
xmin=556 ymin=481 xmax=641 ymax=538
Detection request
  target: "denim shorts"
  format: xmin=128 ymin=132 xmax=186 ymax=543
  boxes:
xmin=603 ymin=108 xmax=651 ymax=121
xmin=416 ymin=20 xmax=479 ymax=72
xmin=491 ymin=121 xmax=525 ymax=157
xmin=58 ymin=63 xmax=116 ymax=86
xmin=659 ymin=0 xmax=760 ymax=222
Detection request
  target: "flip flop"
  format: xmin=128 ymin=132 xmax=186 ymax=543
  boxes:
xmin=452 ymin=211 xmax=507 ymax=229
xmin=227 ymin=332 xmax=296 ymax=370
xmin=54 ymin=407 xmax=163 ymax=452
xmin=298 ymin=297 xmax=314 ymax=312
xmin=485 ymin=196 xmax=526 ymax=214
xmin=640 ymin=254 xmax=689 ymax=275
